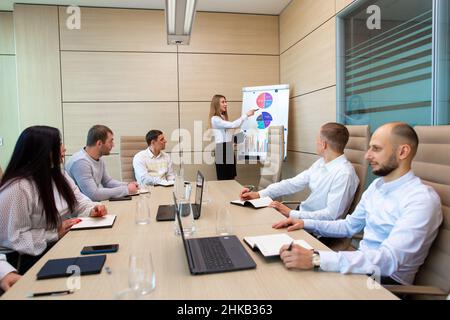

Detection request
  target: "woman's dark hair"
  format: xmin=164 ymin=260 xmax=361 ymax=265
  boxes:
xmin=0 ymin=126 xmax=76 ymax=229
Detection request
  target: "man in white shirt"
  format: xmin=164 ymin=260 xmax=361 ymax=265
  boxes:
xmin=0 ymin=254 xmax=20 ymax=292
xmin=240 ymin=122 xmax=359 ymax=221
xmin=273 ymin=122 xmax=443 ymax=285
xmin=66 ymin=125 xmax=138 ymax=201
xmin=133 ymin=130 xmax=175 ymax=186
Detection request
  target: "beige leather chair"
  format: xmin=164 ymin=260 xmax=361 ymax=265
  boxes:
xmin=320 ymin=125 xmax=370 ymax=251
xmin=120 ymin=136 xmax=148 ymax=182
xmin=384 ymin=125 xmax=450 ymax=299
xmin=344 ymin=125 xmax=370 ymax=215
xmin=258 ymin=125 xmax=284 ymax=190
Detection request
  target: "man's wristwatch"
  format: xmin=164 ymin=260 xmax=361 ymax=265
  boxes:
xmin=312 ymin=250 xmax=320 ymax=270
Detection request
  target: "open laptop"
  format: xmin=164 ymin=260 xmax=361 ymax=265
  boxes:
xmin=156 ymin=170 xmax=204 ymax=221
xmin=174 ymin=193 xmax=256 ymax=275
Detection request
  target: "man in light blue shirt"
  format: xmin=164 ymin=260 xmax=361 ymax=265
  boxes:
xmin=240 ymin=123 xmax=359 ymax=221
xmin=273 ymin=122 xmax=442 ymax=285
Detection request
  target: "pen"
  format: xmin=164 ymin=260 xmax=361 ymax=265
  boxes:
xmin=287 ymin=241 xmax=294 ymax=251
xmin=27 ymin=289 xmax=74 ymax=298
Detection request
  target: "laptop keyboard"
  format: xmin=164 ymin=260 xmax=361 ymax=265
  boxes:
xmin=198 ymin=237 xmax=234 ymax=270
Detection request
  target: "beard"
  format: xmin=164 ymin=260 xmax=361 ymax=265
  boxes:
xmin=372 ymin=153 xmax=399 ymax=177
xmin=100 ymin=148 xmax=111 ymax=156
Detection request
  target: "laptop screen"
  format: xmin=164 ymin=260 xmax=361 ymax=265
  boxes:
xmin=195 ymin=171 xmax=204 ymax=206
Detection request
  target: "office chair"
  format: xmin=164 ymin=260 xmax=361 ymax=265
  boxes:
xmin=258 ymin=125 xmax=284 ymax=190
xmin=120 ymin=136 xmax=148 ymax=182
xmin=383 ymin=125 xmax=450 ymax=299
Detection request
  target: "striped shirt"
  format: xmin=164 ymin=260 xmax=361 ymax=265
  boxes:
xmin=0 ymin=172 xmax=99 ymax=256
xmin=133 ymin=148 xmax=175 ymax=185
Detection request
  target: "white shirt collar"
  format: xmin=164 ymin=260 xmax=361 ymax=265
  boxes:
xmin=375 ymin=170 xmax=415 ymax=194
xmin=147 ymin=147 xmax=163 ymax=159
xmin=322 ymin=154 xmax=347 ymax=172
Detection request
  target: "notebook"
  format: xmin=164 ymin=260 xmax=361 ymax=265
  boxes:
xmin=70 ymin=215 xmax=117 ymax=231
xmin=156 ymin=180 xmax=174 ymax=187
xmin=230 ymin=197 xmax=273 ymax=209
xmin=243 ymin=233 xmax=313 ymax=257
xmin=36 ymin=255 xmax=106 ymax=280
xmin=130 ymin=189 xmax=150 ymax=196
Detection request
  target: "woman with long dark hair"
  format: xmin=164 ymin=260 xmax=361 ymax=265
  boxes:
xmin=0 ymin=126 xmax=107 ymax=274
xmin=209 ymin=94 xmax=255 ymax=180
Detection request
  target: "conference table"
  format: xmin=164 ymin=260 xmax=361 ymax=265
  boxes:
xmin=2 ymin=180 xmax=397 ymax=300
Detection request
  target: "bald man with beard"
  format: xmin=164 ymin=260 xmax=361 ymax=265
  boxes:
xmin=273 ymin=122 xmax=443 ymax=285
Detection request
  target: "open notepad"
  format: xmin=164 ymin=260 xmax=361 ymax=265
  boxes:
xmin=156 ymin=180 xmax=174 ymax=187
xmin=230 ymin=197 xmax=273 ymax=209
xmin=70 ymin=215 xmax=117 ymax=231
xmin=243 ymin=233 xmax=313 ymax=257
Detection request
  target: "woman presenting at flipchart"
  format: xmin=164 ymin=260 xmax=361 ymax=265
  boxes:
xmin=209 ymin=94 xmax=256 ymax=180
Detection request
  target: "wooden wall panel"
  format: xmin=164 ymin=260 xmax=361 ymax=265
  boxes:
xmin=336 ymin=0 xmax=356 ymax=13
xmin=179 ymin=102 xmax=242 ymax=152
xmin=0 ymin=56 xmax=19 ymax=169
xmin=14 ymin=4 xmax=62 ymax=130
xmin=280 ymin=0 xmax=335 ymax=53
xmin=179 ymin=54 xmax=279 ymax=101
xmin=288 ymin=86 xmax=337 ymax=153
xmin=171 ymin=151 xmax=217 ymax=182
xmin=63 ymin=102 xmax=179 ymax=154
xmin=179 ymin=12 xmax=279 ymax=54
xmin=61 ymin=51 xmax=178 ymax=102
xmin=280 ymin=19 xmax=336 ymax=98
xmin=59 ymin=7 xmax=175 ymax=52
xmin=0 ymin=12 xmax=15 ymax=54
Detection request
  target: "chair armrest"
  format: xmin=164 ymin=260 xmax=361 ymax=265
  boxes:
xmin=352 ymin=232 xmax=364 ymax=240
xmin=281 ymin=201 xmax=300 ymax=210
xmin=281 ymin=201 xmax=300 ymax=205
xmin=383 ymin=284 xmax=448 ymax=296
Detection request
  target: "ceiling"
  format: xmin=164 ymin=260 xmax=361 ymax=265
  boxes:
xmin=0 ymin=0 xmax=292 ymax=15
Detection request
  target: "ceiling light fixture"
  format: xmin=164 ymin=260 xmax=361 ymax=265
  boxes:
xmin=165 ymin=0 xmax=197 ymax=45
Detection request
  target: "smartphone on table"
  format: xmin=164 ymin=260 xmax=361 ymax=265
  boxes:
xmin=81 ymin=244 xmax=119 ymax=255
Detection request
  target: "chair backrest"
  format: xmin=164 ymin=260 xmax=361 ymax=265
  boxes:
xmin=344 ymin=125 xmax=370 ymax=215
xmin=120 ymin=136 xmax=148 ymax=182
xmin=258 ymin=125 xmax=284 ymax=190
xmin=411 ymin=125 xmax=450 ymax=295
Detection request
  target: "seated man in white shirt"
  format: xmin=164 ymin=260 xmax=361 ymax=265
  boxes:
xmin=66 ymin=125 xmax=138 ymax=201
xmin=240 ymin=122 xmax=359 ymax=221
xmin=273 ymin=122 xmax=443 ymax=285
xmin=0 ymin=254 xmax=21 ymax=293
xmin=133 ymin=130 xmax=175 ymax=186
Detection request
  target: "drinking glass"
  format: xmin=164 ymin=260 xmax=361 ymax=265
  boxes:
xmin=135 ymin=195 xmax=150 ymax=225
xmin=128 ymin=251 xmax=156 ymax=295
